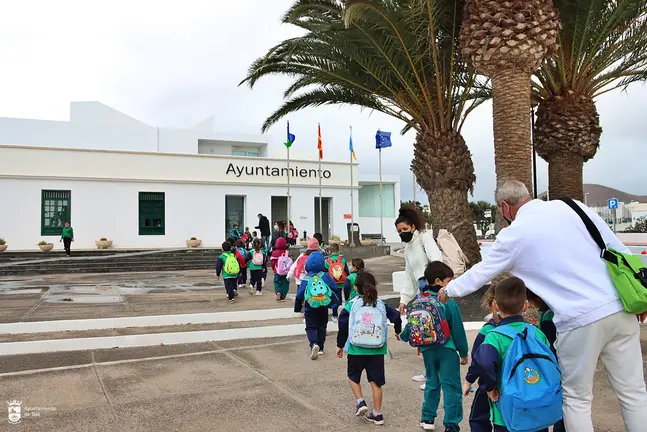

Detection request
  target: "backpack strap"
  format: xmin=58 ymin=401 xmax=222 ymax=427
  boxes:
xmin=558 ymin=197 xmax=618 ymax=266
xmin=337 ymin=256 xmax=343 ymax=264
xmin=491 ymin=323 xmax=535 ymax=341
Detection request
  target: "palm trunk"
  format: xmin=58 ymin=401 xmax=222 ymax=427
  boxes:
xmin=491 ymin=70 xmax=533 ymax=229
xmin=412 ymin=129 xmax=481 ymax=266
xmin=547 ymin=152 xmax=584 ymax=201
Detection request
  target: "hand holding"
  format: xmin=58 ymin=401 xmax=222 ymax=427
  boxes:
xmin=487 ymin=389 xmax=500 ymax=402
xmin=336 ymin=347 xmax=344 ymax=358
xmin=638 ymin=311 xmax=647 ymax=323
xmin=437 ymin=287 xmax=449 ymax=304
xmin=398 ymin=303 xmax=406 ymax=316
xmin=462 ymin=381 xmax=472 ymax=396
xmin=460 ymin=357 xmax=469 ymax=366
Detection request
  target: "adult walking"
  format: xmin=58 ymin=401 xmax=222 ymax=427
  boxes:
xmin=256 ymin=213 xmax=271 ymax=251
xmin=271 ymin=220 xmax=288 ymax=250
xmin=60 ymin=221 xmax=74 ymax=257
xmin=438 ymin=180 xmax=647 ymax=432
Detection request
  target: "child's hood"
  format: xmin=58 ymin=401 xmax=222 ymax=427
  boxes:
xmin=274 ymin=237 xmax=287 ymax=250
xmin=305 ymin=252 xmax=326 ymax=273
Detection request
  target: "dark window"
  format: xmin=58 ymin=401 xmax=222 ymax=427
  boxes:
xmin=139 ymin=192 xmax=165 ymax=235
xmin=41 ymin=190 xmax=71 ymax=236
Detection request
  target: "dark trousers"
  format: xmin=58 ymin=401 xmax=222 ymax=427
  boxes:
xmin=237 ymin=268 xmax=247 ymax=286
xmin=305 ymin=307 xmax=329 ymax=351
xmin=250 ymin=270 xmax=264 ymax=292
xmin=63 ymin=238 xmax=72 ymax=256
xmin=224 ymin=278 xmax=237 ymax=300
xmin=262 ymin=235 xmax=270 ymax=251
xmin=553 ymin=420 xmax=565 ymax=432
xmin=493 ymin=426 xmax=547 ymax=432
xmin=469 ymin=387 xmax=492 ymax=432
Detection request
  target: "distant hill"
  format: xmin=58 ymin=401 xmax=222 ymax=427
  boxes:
xmin=539 ymin=184 xmax=647 ymax=205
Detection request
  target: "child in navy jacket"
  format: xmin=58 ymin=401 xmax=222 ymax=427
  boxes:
xmin=294 ymin=251 xmax=341 ymax=360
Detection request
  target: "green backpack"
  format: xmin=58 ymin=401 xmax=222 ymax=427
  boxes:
xmin=561 ymin=198 xmax=647 ymax=314
xmin=304 ymin=272 xmax=332 ymax=309
xmin=223 ymin=252 xmax=240 ymax=275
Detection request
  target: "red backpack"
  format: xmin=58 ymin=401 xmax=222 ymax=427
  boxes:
xmin=326 ymin=256 xmax=348 ymax=283
xmin=234 ymin=249 xmax=247 ymax=268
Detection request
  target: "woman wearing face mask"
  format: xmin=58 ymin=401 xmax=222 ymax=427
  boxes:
xmin=270 ymin=220 xmax=288 ymax=251
xmin=395 ymin=206 xmax=442 ymax=316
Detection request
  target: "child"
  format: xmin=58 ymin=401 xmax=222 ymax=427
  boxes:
xmin=235 ymin=240 xmax=249 ymax=289
xmin=216 ymin=242 xmax=239 ymax=304
xmin=526 ymin=289 xmax=565 ymax=432
xmin=343 ymin=258 xmax=364 ymax=303
xmin=400 ymin=262 xmax=469 ymax=431
xmin=463 ymin=286 xmax=499 ymax=432
xmin=229 ymin=224 xmax=242 ymax=241
xmin=289 ymin=237 xmax=319 ymax=287
xmin=336 ymin=271 xmax=402 ymax=426
xmin=326 ymin=242 xmax=350 ymax=322
xmin=313 ymin=232 xmax=328 ymax=256
xmin=294 ymin=252 xmax=340 ymax=359
xmin=242 ymin=227 xmax=252 ymax=248
xmin=248 ymin=239 xmax=267 ymax=296
xmin=471 ymin=277 xmax=553 ymax=432
xmin=270 ymin=237 xmax=290 ymax=301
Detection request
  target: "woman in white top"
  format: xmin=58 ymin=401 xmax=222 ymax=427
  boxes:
xmin=396 ymin=206 xmax=443 ymax=387
xmin=396 ymin=206 xmax=443 ymax=315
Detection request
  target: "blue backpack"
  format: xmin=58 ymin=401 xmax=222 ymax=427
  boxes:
xmin=348 ymin=298 xmax=388 ymax=348
xmin=304 ymin=272 xmax=332 ymax=309
xmin=493 ymin=324 xmax=563 ymax=432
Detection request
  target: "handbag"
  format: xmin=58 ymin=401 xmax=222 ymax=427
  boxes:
xmin=560 ymin=198 xmax=647 ymax=314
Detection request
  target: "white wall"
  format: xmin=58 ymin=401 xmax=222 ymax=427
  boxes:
xmin=0 ymin=179 xmax=357 ymax=251
xmin=632 ymin=210 xmax=647 ymax=224
xmin=358 ymin=216 xmax=399 ymax=243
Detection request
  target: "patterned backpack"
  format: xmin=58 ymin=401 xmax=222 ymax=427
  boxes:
xmin=406 ymin=292 xmax=451 ymax=347
xmin=276 ymin=251 xmax=293 ymax=276
xmin=326 ymin=256 xmax=348 ymax=283
xmin=304 ymin=272 xmax=332 ymax=308
xmin=223 ymin=252 xmax=240 ymax=275
xmin=348 ymin=297 xmax=388 ymax=348
xmin=251 ymin=250 xmax=264 ymax=266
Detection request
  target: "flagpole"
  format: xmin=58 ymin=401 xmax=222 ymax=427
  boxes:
xmin=350 ymin=126 xmax=355 ymax=247
xmin=379 ymin=147 xmax=384 ymax=245
xmin=318 ymin=123 xmax=323 ymax=237
xmin=287 ymin=144 xmax=291 ymax=232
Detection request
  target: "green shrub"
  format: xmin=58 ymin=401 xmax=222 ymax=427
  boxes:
xmin=38 ymin=241 xmax=49 ymax=246
xmin=190 ymin=237 xmax=197 ymax=240
xmin=0 ymin=238 xmax=5 ymax=246
xmin=100 ymin=238 xmax=107 ymax=241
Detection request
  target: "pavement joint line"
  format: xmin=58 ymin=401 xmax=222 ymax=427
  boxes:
xmin=92 ymin=356 xmax=119 ymax=421
xmin=0 ymin=339 xmax=304 ymax=378
xmin=20 ymin=288 xmax=48 ymax=321
xmin=220 ymin=344 xmax=345 ymax=428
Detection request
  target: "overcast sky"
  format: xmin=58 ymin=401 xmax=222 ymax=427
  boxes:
xmin=1 ymin=0 xmax=645 ymax=203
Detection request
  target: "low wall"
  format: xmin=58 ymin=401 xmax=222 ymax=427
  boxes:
xmin=617 ymin=233 xmax=647 ymax=245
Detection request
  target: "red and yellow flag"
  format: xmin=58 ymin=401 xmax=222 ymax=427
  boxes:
xmin=317 ymin=124 xmax=323 ymax=160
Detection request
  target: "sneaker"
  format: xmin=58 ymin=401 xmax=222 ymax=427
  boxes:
xmin=248 ymin=285 xmax=254 ymax=295
xmin=234 ymin=290 xmax=239 ymax=297
xmin=255 ymin=291 xmax=262 ymax=296
xmin=365 ymin=412 xmax=384 ymax=426
xmin=332 ymin=316 xmax=338 ymax=323
xmin=281 ymin=299 xmax=286 ymax=302
xmin=228 ymin=299 xmax=236 ymax=304
xmin=355 ymin=400 xmax=369 ymax=416
xmin=420 ymin=420 xmax=435 ymax=430
xmin=420 ymin=383 xmax=426 ymax=391
xmin=310 ymin=344 xmax=320 ymax=360
xmin=276 ymin=292 xmax=282 ymax=301
xmin=318 ymin=351 xmax=324 ymax=355
xmin=412 ymin=375 xmax=426 ymax=382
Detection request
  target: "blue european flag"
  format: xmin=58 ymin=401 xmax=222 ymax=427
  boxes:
xmin=375 ymin=130 xmax=392 ymax=149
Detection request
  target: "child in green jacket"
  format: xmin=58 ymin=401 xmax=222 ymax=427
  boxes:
xmin=325 ymin=242 xmax=350 ymax=322
xmin=401 ymin=261 xmax=469 ymax=432
xmin=343 ymin=258 xmax=364 ymax=302
xmin=216 ymin=242 xmax=239 ymax=303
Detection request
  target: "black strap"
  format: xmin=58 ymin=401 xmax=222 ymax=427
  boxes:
xmin=558 ymin=198 xmax=618 ymax=266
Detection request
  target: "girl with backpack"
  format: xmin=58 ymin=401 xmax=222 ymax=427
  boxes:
xmin=336 ymin=271 xmax=402 ymax=426
xmin=248 ymin=239 xmax=267 ymax=296
xmin=294 ymin=252 xmax=340 ymax=360
xmin=288 ymin=237 xmax=319 ymax=286
xmin=270 ymin=237 xmax=292 ymax=301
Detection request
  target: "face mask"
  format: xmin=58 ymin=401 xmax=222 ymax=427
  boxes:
xmin=399 ymin=231 xmax=414 ymax=243
xmin=273 ymin=225 xmax=278 ymax=230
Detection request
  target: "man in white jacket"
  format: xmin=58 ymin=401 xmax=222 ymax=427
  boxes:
xmin=438 ymin=180 xmax=647 ymax=432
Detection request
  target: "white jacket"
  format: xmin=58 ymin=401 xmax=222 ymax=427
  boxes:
xmin=445 ymin=199 xmax=627 ymax=333
xmin=400 ymin=230 xmax=443 ymax=305
xmin=288 ymin=253 xmax=306 ymax=285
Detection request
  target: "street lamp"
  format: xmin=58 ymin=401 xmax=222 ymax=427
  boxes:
xmin=585 ymin=192 xmax=590 ymax=207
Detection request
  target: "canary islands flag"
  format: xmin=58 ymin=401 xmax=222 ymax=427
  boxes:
xmin=284 ymin=121 xmax=295 ymax=148
xmin=349 ymin=135 xmax=357 ymax=160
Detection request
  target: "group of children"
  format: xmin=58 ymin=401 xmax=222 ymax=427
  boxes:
xmin=300 ymin=255 xmax=563 ymax=431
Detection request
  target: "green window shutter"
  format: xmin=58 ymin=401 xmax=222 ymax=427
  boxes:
xmin=41 ymin=190 xmax=71 ymax=236
xmin=139 ymin=192 xmax=165 ymax=235
xmin=358 ymin=184 xmax=395 ymax=218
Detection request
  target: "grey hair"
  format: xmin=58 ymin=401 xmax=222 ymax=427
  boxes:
xmin=495 ymin=180 xmax=531 ymax=206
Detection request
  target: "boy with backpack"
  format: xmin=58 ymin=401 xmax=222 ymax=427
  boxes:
xmin=270 ymin=237 xmax=292 ymax=302
xmin=294 ymin=251 xmax=340 ymax=359
xmin=325 ymin=243 xmax=350 ymax=322
xmin=336 ymin=271 xmax=401 ymax=426
xmin=216 ymin=241 xmax=240 ymax=304
xmin=343 ymin=258 xmax=364 ymax=303
xmin=242 ymin=227 xmax=252 ymax=249
xmin=400 ymin=261 xmax=469 ymax=431
xmin=248 ymin=239 xmax=267 ymax=296
xmin=471 ymin=277 xmax=562 ymax=432
xmin=234 ymin=240 xmax=249 ymax=290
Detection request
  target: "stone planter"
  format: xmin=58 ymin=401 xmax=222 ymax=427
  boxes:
xmin=299 ymin=240 xmax=308 ymax=248
xmin=186 ymin=239 xmax=202 ymax=248
xmin=329 ymin=240 xmax=341 ymax=246
xmin=360 ymin=240 xmax=377 ymax=246
xmin=0 ymin=245 xmax=7 ymax=252
xmin=95 ymin=240 xmax=113 ymax=249
xmin=39 ymin=243 xmax=54 ymax=252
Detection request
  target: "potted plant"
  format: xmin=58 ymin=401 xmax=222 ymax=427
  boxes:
xmin=0 ymin=238 xmax=6 ymax=252
xmin=38 ymin=241 xmax=54 ymax=252
xmin=329 ymin=234 xmax=342 ymax=246
xmin=95 ymin=238 xmax=113 ymax=249
xmin=186 ymin=237 xmax=202 ymax=248
xmin=361 ymin=239 xmax=377 ymax=246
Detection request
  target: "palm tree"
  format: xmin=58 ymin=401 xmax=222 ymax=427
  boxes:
xmin=534 ymin=0 xmax=647 ymax=201
xmin=459 ymin=0 xmax=560 ymax=213
xmin=240 ymin=0 xmax=490 ymax=264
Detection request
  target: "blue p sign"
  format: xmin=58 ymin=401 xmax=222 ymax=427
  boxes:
xmin=608 ymin=198 xmax=619 ymax=210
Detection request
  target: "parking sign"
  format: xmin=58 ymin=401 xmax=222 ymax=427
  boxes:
xmin=608 ymin=198 xmax=619 ymax=210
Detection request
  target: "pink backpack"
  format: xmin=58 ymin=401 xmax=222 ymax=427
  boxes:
xmin=276 ymin=251 xmax=293 ymax=276
xmin=293 ymin=254 xmax=308 ymax=280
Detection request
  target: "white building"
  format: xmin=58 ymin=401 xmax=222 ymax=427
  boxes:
xmin=0 ymin=102 xmax=400 ymax=251
xmin=629 ymin=203 xmax=647 ymax=225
